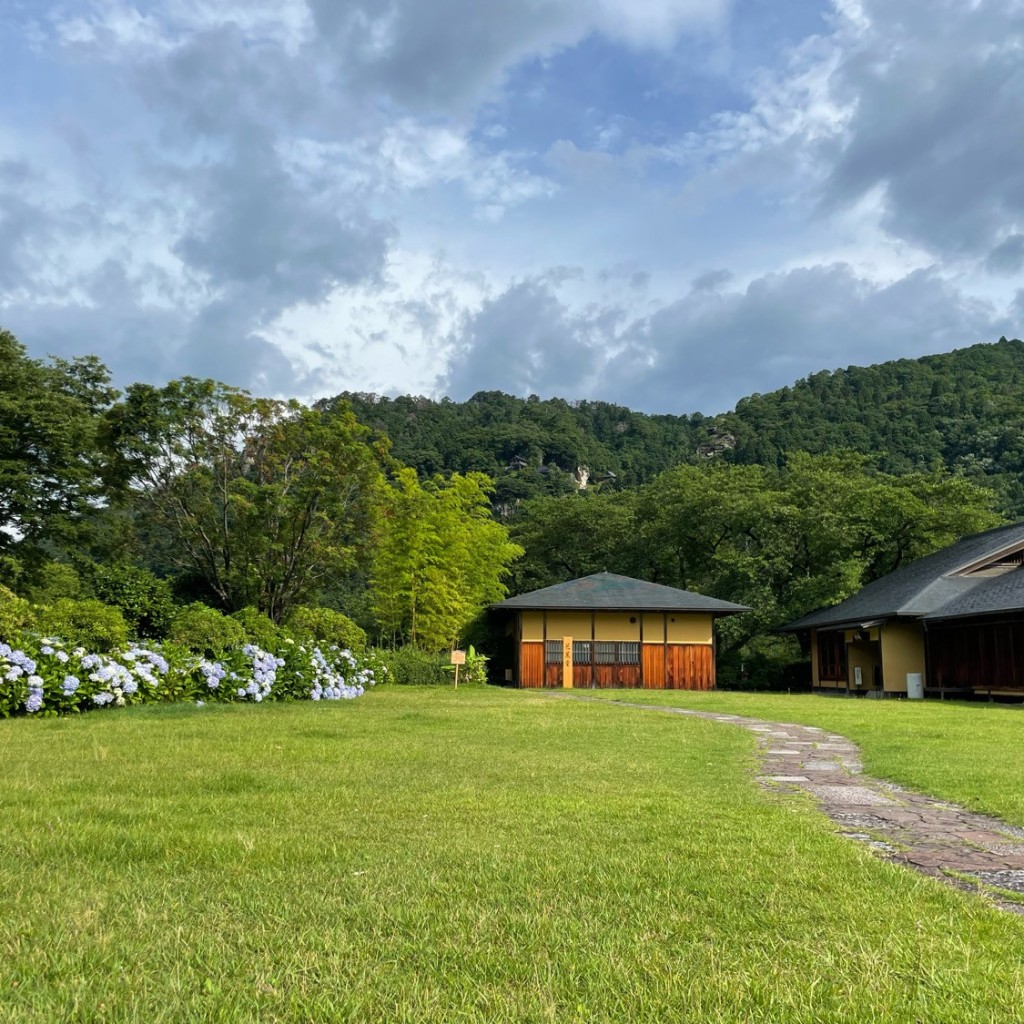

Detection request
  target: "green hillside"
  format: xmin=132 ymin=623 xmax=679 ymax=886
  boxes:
xmin=327 ymin=337 xmax=1024 ymax=513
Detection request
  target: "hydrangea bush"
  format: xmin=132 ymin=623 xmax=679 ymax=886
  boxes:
xmin=0 ymin=634 xmax=382 ymax=717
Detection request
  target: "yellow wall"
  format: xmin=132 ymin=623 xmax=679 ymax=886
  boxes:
xmin=642 ymin=613 xmax=665 ymax=642
xmin=666 ymin=613 xmax=713 ymax=645
xmin=521 ymin=609 xmax=712 ymax=644
xmin=594 ymin=613 xmax=640 ymax=641
xmin=546 ymin=611 xmax=595 ymax=640
xmin=880 ymin=622 xmax=926 ymax=694
xmin=847 ymin=641 xmax=880 ymax=691
xmin=521 ymin=611 xmax=545 ymax=641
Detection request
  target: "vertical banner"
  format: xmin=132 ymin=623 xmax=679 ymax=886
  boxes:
xmin=562 ymin=636 xmax=573 ymax=689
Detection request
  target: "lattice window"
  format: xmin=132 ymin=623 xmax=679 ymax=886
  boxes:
xmin=594 ymin=641 xmax=617 ymax=664
xmin=817 ymin=631 xmax=847 ymax=681
xmin=544 ymin=640 xmax=562 ymax=664
xmin=619 ymin=642 xmax=640 ymax=665
xmin=573 ymin=641 xmax=592 ymax=664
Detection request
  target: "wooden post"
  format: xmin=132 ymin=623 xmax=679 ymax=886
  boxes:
xmin=562 ymin=636 xmax=573 ymax=689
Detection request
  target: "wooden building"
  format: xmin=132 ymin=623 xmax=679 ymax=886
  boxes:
xmin=491 ymin=572 xmax=748 ymax=689
xmin=783 ymin=522 xmax=1024 ymax=700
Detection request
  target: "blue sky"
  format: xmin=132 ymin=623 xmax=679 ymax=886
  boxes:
xmin=1 ymin=0 xmax=1022 ymax=413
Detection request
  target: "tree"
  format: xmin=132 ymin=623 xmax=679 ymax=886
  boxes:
xmin=508 ymin=491 xmax=640 ymax=592
xmin=372 ymin=469 xmax=523 ymax=649
xmin=106 ymin=378 xmax=386 ymax=622
xmin=0 ymin=329 xmax=116 ymax=554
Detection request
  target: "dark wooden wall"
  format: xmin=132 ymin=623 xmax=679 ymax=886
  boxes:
xmin=518 ymin=641 xmax=713 ymax=689
xmin=927 ymin=616 xmax=1024 ymax=695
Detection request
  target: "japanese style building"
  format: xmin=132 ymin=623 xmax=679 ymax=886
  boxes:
xmin=784 ymin=522 xmax=1024 ymax=700
xmin=491 ymin=572 xmax=749 ymax=689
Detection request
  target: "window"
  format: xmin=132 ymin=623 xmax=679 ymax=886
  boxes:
xmin=544 ymin=640 xmax=562 ymax=664
xmin=595 ymin=641 xmax=638 ymax=665
xmin=573 ymin=641 xmax=592 ymax=664
xmin=817 ymin=631 xmax=847 ymax=681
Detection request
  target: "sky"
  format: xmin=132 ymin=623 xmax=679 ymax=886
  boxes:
xmin=1 ymin=0 xmax=1022 ymax=415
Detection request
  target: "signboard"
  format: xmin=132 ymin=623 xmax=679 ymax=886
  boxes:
xmin=451 ymin=649 xmax=466 ymax=688
xmin=562 ymin=636 xmax=573 ymax=689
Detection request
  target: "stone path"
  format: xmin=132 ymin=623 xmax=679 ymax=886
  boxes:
xmin=559 ymin=695 xmax=1024 ymax=914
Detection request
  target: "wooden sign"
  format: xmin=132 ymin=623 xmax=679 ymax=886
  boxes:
xmin=562 ymin=636 xmax=573 ymax=689
xmin=451 ymin=649 xmax=466 ymax=689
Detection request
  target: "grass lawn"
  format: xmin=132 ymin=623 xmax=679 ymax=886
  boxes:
xmin=2 ymin=687 xmax=1023 ymax=1023
xmin=580 ymin=689 xmax=1024 ymax=826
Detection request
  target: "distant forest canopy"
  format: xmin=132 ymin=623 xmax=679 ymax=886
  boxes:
xmin=1 ymin=322 xmax=1019 ymax=686
xmin=327 ymin=337 xmax=1024 ymax=515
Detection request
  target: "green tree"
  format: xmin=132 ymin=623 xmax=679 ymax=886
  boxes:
xmin=0 ymin=329 xmax=115 ymax=553
xmin=372 ymin=469 xmax=522 ymax=650
xmin=106 ymin=379 xmax=386 ymax=622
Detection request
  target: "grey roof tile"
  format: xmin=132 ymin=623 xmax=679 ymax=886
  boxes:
xmin=492 ymin=572 xmax=750 ymax=614
xmin=783 ymin=521 xmax=1024 ymax=630
xmin=923 ymin=567 xmax=1024 ymax=620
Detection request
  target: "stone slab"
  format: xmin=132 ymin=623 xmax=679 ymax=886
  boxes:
xmin=806 ymin=784 xmax=895 ymax=806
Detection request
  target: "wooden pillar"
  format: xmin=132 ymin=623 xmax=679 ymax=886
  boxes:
xmin=516 ymin=612 xmax=522 ymax=686
xmin=711 ymin=616 xmax=717 ymax=690
xmin=663 ymin=612 xmax=669 ymax=689
xmin=591 ymin=611 xmax=596 ymax=689
xmin=639 ymin=613 xmax=644 ymax=689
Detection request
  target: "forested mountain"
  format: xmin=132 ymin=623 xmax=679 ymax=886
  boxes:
xmin=327 ymin=337 xmax=1024 ymax=514
xmin=318 ymin=390 xmax=705 ymax=512
xmin=719 ymin=337 xmax=1024 ymax=511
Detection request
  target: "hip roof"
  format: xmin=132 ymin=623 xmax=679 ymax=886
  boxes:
xmin=492 ymin=572 xmax=750 ymax=614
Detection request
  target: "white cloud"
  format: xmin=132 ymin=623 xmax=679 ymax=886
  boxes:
xmin=441 ymin=263 xmax=1016 ymax=414
xmin=4 ymin=0 xmax=1023 ymax=412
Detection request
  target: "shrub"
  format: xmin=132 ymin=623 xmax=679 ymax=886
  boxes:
xmin=35 ymin=599 xmax=128 ymax=653
xmin=287 ymin=606 xmax=367 ymax=653
xmin=24 ymin=562 xmax=85 ymax=604
xmin=231 ymin=607 xmax=285 ymax=650
xmin=0 ymin=584 xmax=34 ymax=640
xmin=373 ymin=645 xmax=451 ymax=685
xmin=0 ymin=634 xmax=379 ymax=717
xmin=168 ymin=603 xmax=246 ymax=658
xmin=87 ymin=563 xmax=175 ymax=639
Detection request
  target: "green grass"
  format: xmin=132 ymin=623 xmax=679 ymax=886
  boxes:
xmin=1 ymin=688 xmax=1023 ymax=1022
xmin=580 ymin=689 xmax=1024 ymax=826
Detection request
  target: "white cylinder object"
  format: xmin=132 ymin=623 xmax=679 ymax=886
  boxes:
xmin=906 ymin=672 xmax=924 ymax=700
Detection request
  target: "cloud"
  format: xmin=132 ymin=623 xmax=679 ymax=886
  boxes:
xmin=442 ymin=278 xmax=623 ymax=400
xmin=441 ymin=264 xmax=1013 ymax=414
xmin=986 ymin=234 xmax=1024 ymax=276
xmin=0 ymin=164 xmax=52 ymax=292
xmin=4 ymin=0 xmax=1023 ymax=413
xmin=691 ymin=268 xmax=733 ymax=292
xmin=821 ymin=0 xmax=1024 ymax=264
xmin=172 ymin=137 xmax=393 ymax=303
xmin=307 ymin=0 xmax=730 ymax=115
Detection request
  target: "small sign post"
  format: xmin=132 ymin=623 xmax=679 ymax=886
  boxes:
xmin=562 ymin=636 xmax=573 ymax=689
xmin=451 ymin=649 xmax=466 ymax=688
